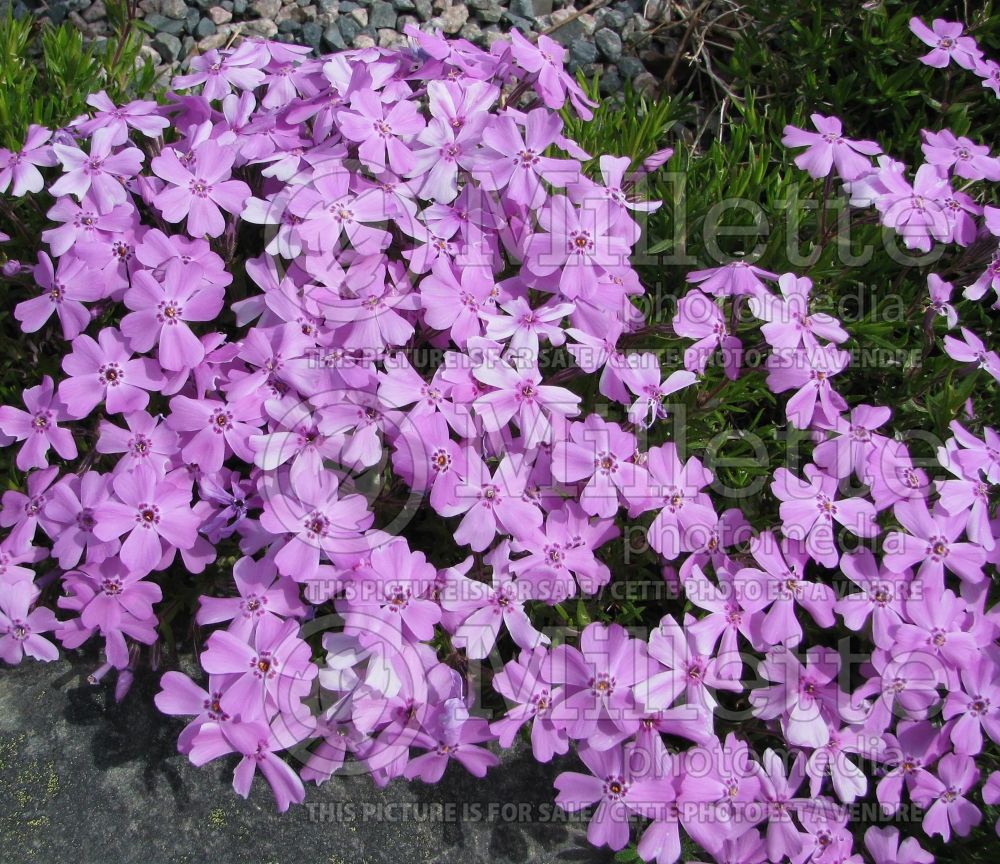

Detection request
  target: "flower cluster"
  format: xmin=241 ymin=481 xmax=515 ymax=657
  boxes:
xmin=0 ymin=19 xmax=997 ymax=864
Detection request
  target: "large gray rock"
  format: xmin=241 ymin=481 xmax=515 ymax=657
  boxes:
xmin=369 ymin=0 xmax=395 ymax=28
xmin=0 ymin=655 xmax=605 ymax=864
xmin=322 ymin=21 xmax=347 ymax=48
xmin=437 ymin=2 xmax=467 ymax=34
xmin=568 ymin=38 xmax=598 ymax=70
xmin=158 ymin=0 xmax=188 ymax=18
xmin=250 ymin=0 xmax=280 ymax=16
xmin=195 ymin=15 xmax=216 ymax=35
xmin=144 ymin=12 xmax=186 ymax=34
xmin=152 ymin=31 xmax=183 ymax=61
xmin=595 ymin=28 xmax=623 ymax=62
xmin=301 ymin=20 xmax=323 ymax=48
xmin=335 ymin=14 xmax=361 ymax=42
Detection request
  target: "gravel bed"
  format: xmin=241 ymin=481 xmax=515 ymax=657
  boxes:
xmin=14 ymin=0 xmax=694 ymax=98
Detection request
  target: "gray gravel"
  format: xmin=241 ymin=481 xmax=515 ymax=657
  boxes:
xmin=21 ymin=0 xmax=684 ymax=98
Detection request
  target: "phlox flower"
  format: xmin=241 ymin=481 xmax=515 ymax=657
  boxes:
xmin=509 ymin=502 xmax=615 ymax=595
xmin=418 ymin=257 xmax=493 ymax=347
xmin=0 ymin=539 xmax=39 ymax=584
xmin=483 ymin=295 xmax=574 ymax=359
xmin=524 ymin=195 xmax=631 ymax=299
xmin=473 ymin=352 xmax=581 ymax=448
xmin=404 ymin=699 xmax=499 ymax=783
xmin=619 ymin=352 xmax=696 ymax=428
xmin=0 ymin=581 xmax=59 ymax=664
xmin=685 ymin=260 xmax=777 ymax=298
xmin=506 ymin=29 xmax=595 ymax=118
xmin=154 ymin=669 xmax=240 ymax=753
xmin=812 ymin=404 xmax=892 ymax=481
xmin=942 ymin=662 xmax=1000 ymax=755
xmin=66 ymin=558 xmax=161 ymax=635
xmin=151 ymin=140 xmax=251 ymax=238
xmin=910 ymin=753 xmax=981 ymax=841
xmin=391 ymin=412 xmax=467 ymax=513
xmin=752 ymin=748 xmax=811 ymax=863
xmin=190 ymin=716 xmax=309 ymax=812
xmin=749 ymin=272 xmax=848 ymax=350
xmin=634 ymin=443 xmax=717 ymax=560
xmin=339 ymin=538 xmax=441 ymax=649
xmin=200 ymin=614 xmax=317 ymax=719
xmin=883 ymin=497 xmax=986 ymax=588
xmin=909 ymin=18 xmax=982 ymax=70
xmin=440 ymin=542 xmax=548 ymax=658
xmin=407 ymin=115 xmax=482 ymax=204
xmin=441 ymin=454 xmax=542 ymax=552
xmin=672 ymin=289 xmax=742 ymax=378
xmin=936 ymin=444 xmax=995 ymax=550
xmin=677 ymin=734 xmax=762 ymax=850
xmin=640 ymin=613 xmax=741 ymax=715
xmin=58 ymin=327 xmax=165 ymax=419
xmin=43 ymin=472 xmax=117 ymax=569
xmin=892 ymin=587 xmax=979 ymax=669
xmin=765 ymin=344 xmax=850 ymax=429
xmin=258 ymin=467 xmax=374 ymax=582
xmin=835 ymin=549 xmax=910 ymax=650
xmin=92 ymin=468 xmax=201 ymax=576
xmin=922 ymin=128 xmax=1000 ymax=180
xmin=49 ymin=127 xmax=144 ymax=210
xmin=554 ymin=742 xmax=673 ymax=852
xmin=472 ymin=108 xmax=580 ymax=209
xmin=682 ymin=561 xmax=762 ymax=667
xmin=948 ymin=420 xmax=1000 ymax=483
xmin=733 ymin=530 xmax=836 ymax=647
xmin=550 ymin=416 xmax=644 ymax=518
xmin=781 ymin=113 xmax=881 ymax=180
xmin=0 ymin=376 xmax=77 ymax=471
xmin=875 ymin=163 xmax=952 ymax=252
xmin=167 ymin=394 xmax=261 ymax=473
xmin=864 ymin=827 xmax=933 ymax=864
xmin=57 ymin=562 xmax=161 ymax=669
xmin=874 ymin=721 xmax=949 ymax=813
xmin=40 ymin=195 xmax=135 ymax=259
xmin=752 ymin=646 xmax=842 ymax=748
xmin=75 ymin=91 xmax=169 ymax=144
xmin=0 ymin=466 xmax=60 ymax=550
xmin=0 ymin=125 xmax=57 ymax=196
xmin=569 ymin=154 xmax=662 ymax=243
xmin=491 ymin=646 xmax=570 ymax=763
xmin=338 ymin=89 xmax=425 ymax=174
xmin=96 ymin=410 xmax=177 ymax=476
xmin=286 ymin=168 xmax=395 ymax=255
xmin=172 ymin=43 xmax=268 ymax=100
xmin=542 ymin=622 xmax=646 ymax=743
xmin=943 ymin=327 xmax=1000 ymax=381
xmin=926 ymin=273 xmax=958 ymax=328
xmin=771 ymin=464 xmax=878 ymax=567
xmin=121 ymin=260 xmax=225 ymax=371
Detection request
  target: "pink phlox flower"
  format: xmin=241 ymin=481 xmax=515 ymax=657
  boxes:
xmin=0 ymin=376 xmax=77 ymax=471
xmin=909 ymin=18 xmax=982 ymax=70
xmin=59 ymin=327 xmax=166 ymax=419
xmin=50 ymin=126 xmax=144 ymax=210
xmin=781 ymin=113 xmax=881 ymax=180
xmin=75 ymin=91 xmax=170 ymax=144
xmin=619 ymin=352 xmax=697 ymax=428
xmin=0 ymin=125 xmax=57 ymax=196
xmin=0 ymin=580 xmax=59 ymax=664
